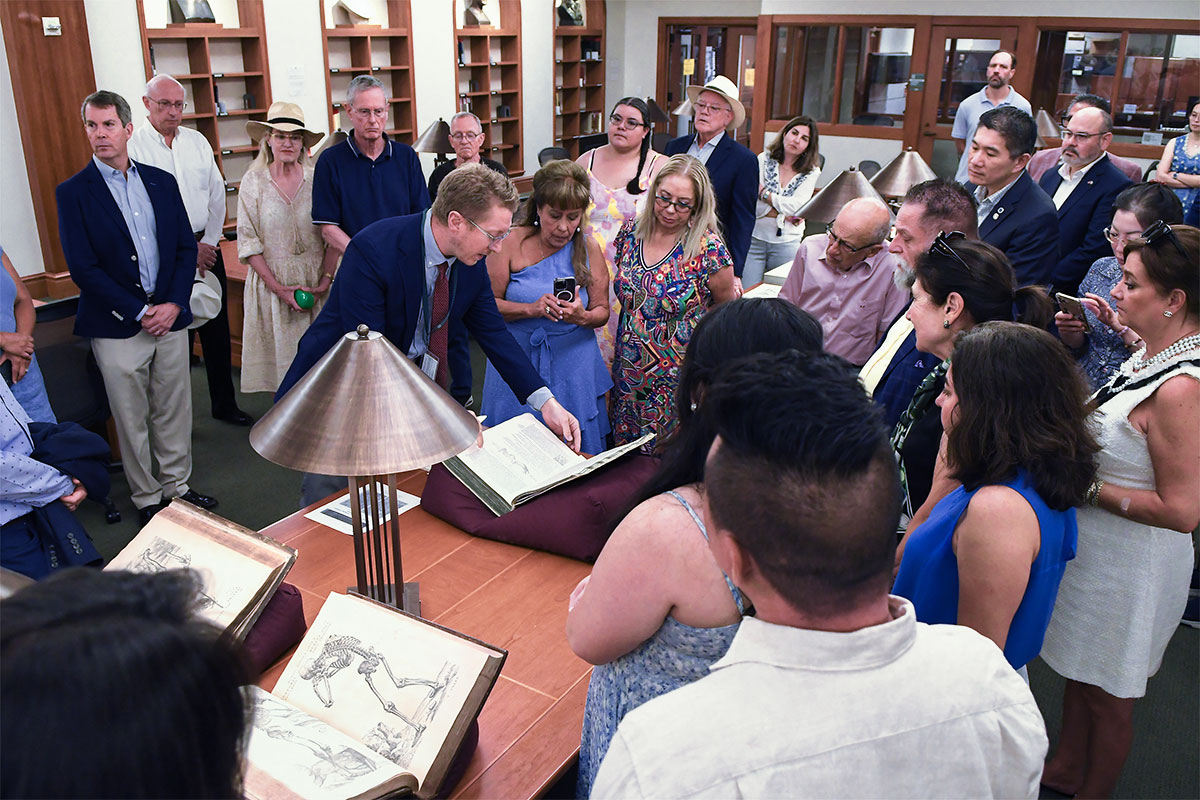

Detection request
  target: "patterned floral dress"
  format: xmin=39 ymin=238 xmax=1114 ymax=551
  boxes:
xmin=609 ymin=222 xmax=731 ymax=446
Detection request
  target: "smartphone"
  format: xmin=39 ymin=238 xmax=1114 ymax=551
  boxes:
xmin=553 ymin=276 xmax=577 ymax=303
xmin=1055 ymin=292 xmax=1092 ymax=333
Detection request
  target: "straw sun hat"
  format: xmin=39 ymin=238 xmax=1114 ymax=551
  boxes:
xmin=246 ymin=102 xmax=323 ymax=149
xmin=684 ymin=75 xmax=746 ymax=130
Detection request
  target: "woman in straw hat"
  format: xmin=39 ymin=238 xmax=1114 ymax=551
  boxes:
xmin=237 ymin=102 xmax=334 ymax=392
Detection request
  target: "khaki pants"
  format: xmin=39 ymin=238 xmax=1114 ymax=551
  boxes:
xmin=91 ymin=329 xmax=192 ymax=509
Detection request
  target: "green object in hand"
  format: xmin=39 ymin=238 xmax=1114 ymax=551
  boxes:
xmin=294 ymin=289 xmax=315 ymax=309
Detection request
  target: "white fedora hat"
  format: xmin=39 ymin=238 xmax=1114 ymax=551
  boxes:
xmin=246 ymin=101 xmax=323 ymax=149
xmin=685 ymin=75 xmax=746 ymax=130
xmin=187 ymin=270 xmax=222 ymax=329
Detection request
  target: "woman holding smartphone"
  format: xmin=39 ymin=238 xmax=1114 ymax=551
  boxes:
xmin=481 ymin=160 xmax=611 ymax=454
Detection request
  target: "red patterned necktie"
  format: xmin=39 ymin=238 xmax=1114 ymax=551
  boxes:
xmin=429 ymin=262 xmax=450 ymax=388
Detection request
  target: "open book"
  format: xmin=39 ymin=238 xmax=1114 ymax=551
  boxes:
xmin=245 ymin=592 xmax=506 ymax=800
xmin=105 ymin=500 xmax=296 ymax=640
xmin=441 ymin=413 xmax=653 ymax=515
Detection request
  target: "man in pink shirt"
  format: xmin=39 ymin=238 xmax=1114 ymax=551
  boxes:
xmin=779 ymin=197 xmax=907 ymax=366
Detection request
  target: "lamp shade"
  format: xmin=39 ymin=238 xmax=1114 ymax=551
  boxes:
xmin=796 ymin=166 xmax=886 ymax=224
xmin=645 ymin=97 xmax=671 ymax=125
xmin=250 ymin=326 xmax=480 ymax=475
xmin=870 ymin=148 xmax=938 ymax=198
xmin=414 ymin=118 xmax=454 ymax=156
xmin=1036 ymin=108 xmax=1059 ymax=143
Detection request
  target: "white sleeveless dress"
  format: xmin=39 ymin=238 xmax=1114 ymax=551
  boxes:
xmin=1040 ymin=344 xmax=1199 ymax=698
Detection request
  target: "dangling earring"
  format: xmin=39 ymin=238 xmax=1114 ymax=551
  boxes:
xmin=1164 ymin=310 xmax=1174 ymax=318
xmin=942 ymin=319 xmax=951 ymax=329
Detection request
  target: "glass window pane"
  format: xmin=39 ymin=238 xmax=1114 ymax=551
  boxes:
xmin=838 ymin=27 xmax=912 ymax=126
xmin=936 ymin=37 xmax=1001 ymax=125
xmin=1114 ymin=32 xmax=1200 ymax=137
xmin=801 ymin=26 xmax=837 ymax=122
xmin=770 ymin=25 xmax=804 ymax=119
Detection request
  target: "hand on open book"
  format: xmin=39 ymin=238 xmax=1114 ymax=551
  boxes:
xmin=541 ymin=398 xmax=581 ymax=453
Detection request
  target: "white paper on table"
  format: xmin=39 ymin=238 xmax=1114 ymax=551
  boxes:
xmin=304 ymin=484 xmax=422 ymax=536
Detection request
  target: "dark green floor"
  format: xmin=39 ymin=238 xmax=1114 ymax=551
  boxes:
xmin=77 ymin=363 xmax=1198 ymax=799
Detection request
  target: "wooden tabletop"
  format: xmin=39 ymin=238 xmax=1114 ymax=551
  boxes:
xmin=258 ymin=471 xmax=593 ymax=799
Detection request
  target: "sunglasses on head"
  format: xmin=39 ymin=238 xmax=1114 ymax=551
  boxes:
xmin=1134 ymin=219 xmax=1188 ymax=259
xmin=928 ymin=230 xmax=977 ymax=277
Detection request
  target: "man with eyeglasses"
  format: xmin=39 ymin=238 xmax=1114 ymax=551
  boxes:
xmin=311 ymin=75 xmax=429 ymax=258
xmin=779 ymin=197 xmax=906 ymax=367
xmin=665 ymin=76 xmax=757 ymax=284
xmin=129 ymin=74 xmax=253 ymax=428
xmin=1037 ymin=106 xmax=1133 ymax=295
xmin=280 ymin=165 xmax=581 ymax=505
xmin=951 ymin=50 xmax=1030 ymax=185
xmin=1027 ymin=95 xmax=1142 ymax=184
xmin=427 ymin=112 xmax=508 ymax=201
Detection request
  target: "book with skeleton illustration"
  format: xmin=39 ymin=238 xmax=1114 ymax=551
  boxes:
xmin=104 ymin=499 xmax=296 ymax=640
xmin=244 ymin=591 xmax=506 ymax=800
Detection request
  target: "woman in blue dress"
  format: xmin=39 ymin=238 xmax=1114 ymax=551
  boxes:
xmin=1153 ymin=100 xmax=1200 ymax=215
xmin=481 ymin=160 xmax=611 ymax=454
xmin=566 ymin=298 xmax=824 ymax=797
xmin=893 ymin=322 xmax=1099 ymax=671
xmin=0 ymin=247 xmax=55 ymax=423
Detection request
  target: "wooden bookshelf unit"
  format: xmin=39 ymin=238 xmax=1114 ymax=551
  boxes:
xmin=553 ymin=1 xmax=606 ymax=160
xmin=454 ymin=0 xmax=524 ymax=176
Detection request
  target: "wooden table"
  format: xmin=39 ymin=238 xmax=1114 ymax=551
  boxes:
xmin=258 ymin=471 xmax=593 ymax=799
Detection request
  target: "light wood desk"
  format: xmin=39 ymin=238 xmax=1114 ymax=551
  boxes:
xmin=258 ymin=471 xmax=593 ymax=799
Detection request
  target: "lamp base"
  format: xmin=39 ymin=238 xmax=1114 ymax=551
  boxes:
xmin=351 ymin=582 xmax=421 ymax=617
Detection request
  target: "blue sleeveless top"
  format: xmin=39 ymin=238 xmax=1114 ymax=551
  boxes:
xmin=892 ymin=469 xmax=1077 ymax=669
xmin=0 ymin=247 xmax=55 ymax=424
xmin=575 ymin=490 xmax=747 ymax=798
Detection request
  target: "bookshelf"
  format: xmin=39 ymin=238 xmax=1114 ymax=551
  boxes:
xmin=321 ymin=0 xmax=417 ymax=146
xmin=552 ymin=1 xmax=606 ymax=160
xmin=454 ymin=0 xmax=524 ymax=176
xmin=135 ymin=0 xmax=273 ymax=232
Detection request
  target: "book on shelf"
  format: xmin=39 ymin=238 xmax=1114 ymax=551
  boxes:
xmin=442 ymin=413 xmax=653 ymax=516
xmin=104 ymin=500 xmax=296 ymax=640
xmin=244 ymin=591 xmax=506 ymax=800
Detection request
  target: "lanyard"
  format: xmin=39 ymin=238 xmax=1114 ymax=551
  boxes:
xmin=419 ymin=210 xmax=458 ymax=342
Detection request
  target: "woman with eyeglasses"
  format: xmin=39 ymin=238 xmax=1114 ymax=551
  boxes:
xmin=1056 ymin=183 xmax=1184 ymax=390
xmin=1040 ymin=223 xmax=1200 ymax=800
xmin=237 ymin=105 xmax=335 ymax=392
xmin=1152 ymin=101 xmax=1200 ymax=224
xmin=743 ymin=116 xmax=821 ymax=287
xmin=608 ymin=155 xmax=737 ymax=447
xmin=577 ymin=98 xmax=666 ymax=366
xmin=481 ymin=160 xmax=611 ymax=455
xmin=891 ymin=236 xmax=1053 ymax=535
xmin=894 ymin=322 xmax=1097 ymax=673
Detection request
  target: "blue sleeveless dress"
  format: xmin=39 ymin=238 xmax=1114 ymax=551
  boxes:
xmin=481 ymin=240 xmax=611 ymax=454
xmin=893 ymin=469 xmax=1077 ymax=669
xmin=575 ymin=490 xmax=747 ymax=798
xmin=0 ymin=247 xmax=55 ymax=423
xmin=1168 ymin=135 xmax=1200 ymax=215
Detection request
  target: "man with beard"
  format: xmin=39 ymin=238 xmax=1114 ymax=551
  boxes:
xmin=952 ymin=50 xmax=1030 ymax=185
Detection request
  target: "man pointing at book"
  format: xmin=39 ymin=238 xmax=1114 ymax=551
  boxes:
xmin=279 ymin=164 xmax=581 ymax=505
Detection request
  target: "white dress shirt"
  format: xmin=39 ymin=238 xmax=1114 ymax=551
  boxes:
xmin=1051 ymin=153 xmax=1108 ymax=209
xmin=129 ymin=123 xmax=226 ymax=245
xmin=592 ymin=598 xmax=1047 ymax=799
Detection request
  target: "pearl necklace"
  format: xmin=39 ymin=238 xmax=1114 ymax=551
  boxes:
xmin=1124 ymin=332 xmax=1200 ymax=375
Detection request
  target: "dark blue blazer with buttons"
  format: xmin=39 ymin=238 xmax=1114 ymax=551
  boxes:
xmin=665 ymin=133 xmax=758 ymax=277
xmin=974 ymin=170 xmax=1060 ymax=287
xmin=1038 ymin=155 xmax=1132 ymax=294
xmin=56 ymin=159 xmax=196 ymax=339
xmin=277 ymin=213 xmax=543 ymax=402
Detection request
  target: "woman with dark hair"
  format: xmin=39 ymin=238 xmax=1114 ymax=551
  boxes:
xmin=482 ymin=160 xmax=611 ymax=454
xmin=577 ymin=97 xmax=665 ymax=365
xmin=1 ymin=568 xmax=249 ymax=798
xmin=1056 ymin=182 xmax=1184 ymax=389
xmin=891 ymin=235 xmax=1053 ymax=530
xmin=744 ymin=116 xmax=821 ymax=287
xmin=567 ymin=298 xmax=823 ymax=798
xmin=894 ymin=322 xmax=1098 ymax=671
xmin=1041 ymin=223 xmax=1200 ymax=799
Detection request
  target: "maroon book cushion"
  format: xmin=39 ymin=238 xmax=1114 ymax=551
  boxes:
xmin=421 ymin=455 xmax=659 ymax=562
xmin=242 ymin=582 xmax=307 ymax=676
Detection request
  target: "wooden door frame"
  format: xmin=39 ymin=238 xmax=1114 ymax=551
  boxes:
xmin=655 ymin=16 xmax=758 ymax=134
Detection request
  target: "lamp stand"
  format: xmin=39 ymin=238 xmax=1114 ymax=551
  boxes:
xmin=347 ymin=474 xmax=420 ymax=616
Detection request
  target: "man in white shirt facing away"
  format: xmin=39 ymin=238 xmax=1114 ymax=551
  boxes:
xmin=592 ymin=352 xmax=1047 ymax=800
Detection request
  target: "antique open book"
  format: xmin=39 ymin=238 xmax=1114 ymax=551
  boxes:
xmin=244 ymin=592 xmax=506 ymax=800
xmin=442 ymin=413 xmax=653 ymax=515
xmin=104 ymin=499 xmax=296 ymax=639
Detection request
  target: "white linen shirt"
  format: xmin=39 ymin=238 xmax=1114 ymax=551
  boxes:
xmin=592 ymin=598 xmax=1047 ymax=799
xmin=129 ymin=123 xmax=226 ymax=245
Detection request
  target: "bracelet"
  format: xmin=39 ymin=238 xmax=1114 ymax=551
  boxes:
xmin=323 ymin=272 xmax=335 ymax=283
xmin=1086 ymin=478 xmax=1105 ymax=507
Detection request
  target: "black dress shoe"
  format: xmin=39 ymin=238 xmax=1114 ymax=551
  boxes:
xmin=213 ymin=408 xmax=254 ymax=426
xmin=137 ymin=502 xmax=166 ymax=526
xmin=178 ymin=489 xmax=219 ymax=509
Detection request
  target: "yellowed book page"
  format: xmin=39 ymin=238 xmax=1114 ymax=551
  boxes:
xmin=452 ymin=414 xmax=585 ymax=504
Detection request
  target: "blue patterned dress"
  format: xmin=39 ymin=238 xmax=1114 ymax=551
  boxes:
xmin=1167 ymin=135 xmax=1200 ymax=213
xmin=576 ymin=490 xmax=746 ymax=797
xmin=609 ymin=223 xmax=731 ymax=446
xmin=1074 ymin=256 xmax=1128 ymax=390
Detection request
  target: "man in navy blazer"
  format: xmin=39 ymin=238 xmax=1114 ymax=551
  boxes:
xmin=965 ymin=106 xmax=1059 ymax=287
xmin=278 ymin=165 xmax=581 ymax=505
xmin=665 ymin=76 xmax=757 ymax=281
xmin=1037 ymin=106 xmax=1133 ymax=295
xmin=56 ymin=90 xmax=217 ymax=525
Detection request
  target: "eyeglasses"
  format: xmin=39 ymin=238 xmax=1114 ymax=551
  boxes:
xmin=609 ymin=113 xmax=646 ymax=131
xmin=825 ymin=223 xmax=879 ymax=253
xmin=449 ymin=131 xmax=483 ymax=141
xmin=654 ymin=194 xmax=694 ymax=213
xmin=693 ymin=102 xmax=731 ymax=115
xmin=1059 ymin=128 xmax=1103 ymax=142
xmin=270 ymin=132 xmax=304 ymax=143
xmin=150 ymin=99 xmax=187 ymax=111
xmin=1134 ymin=219 xmax=1188 ymax=259
xmin=462 ymin=214 xmax=511 ymax=243
xmin=351 ymin=107 xmax=388 ymax=119
xmin=1103 ymin=225 xmax=1142 ymax=243
xmin=928 ymin=231 xmax=978 ymax=277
